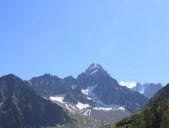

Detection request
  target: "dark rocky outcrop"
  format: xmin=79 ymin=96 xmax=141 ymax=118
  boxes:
xmin=0 ymin=74 xmax=72 ymax=128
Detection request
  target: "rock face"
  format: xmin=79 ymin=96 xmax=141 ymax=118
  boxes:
xmin=132 ymin=83 xmax=163 ymax=99
xmin=157 ymin=83 xmax=169 ymax=99
xmin=30 ymin=74 xmax=66 ymax=97
xmin=30 ymin=63 xmax=148 ymax=115
xmin=0 ymin=74 xmax=72 ymax=128
xmin=77 ymin=64 xmax=148 ymax=113
xmin=106 ymin=83 xmax=169 ymax=128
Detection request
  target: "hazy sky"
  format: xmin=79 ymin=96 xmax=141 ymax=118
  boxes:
xmin=1 ymin=0 xmax=169 ymax=85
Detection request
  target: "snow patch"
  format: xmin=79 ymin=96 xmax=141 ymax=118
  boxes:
xmin=93 ymin=106 xmax=125 ymax=111
xmin=119 ymin=81 xmax=136 ymax=89
xmin=90 ymin=69 xmax=98 ymax=75
xmin=50 ymin=95 xmax=65 ymax=103
xmin=0 ymin=101 xmax=4 ymax=107
xmin=139 ymin=87 xmax=145 ymax=94
xmin=93 ymin=99 xmax=125 ymax=110
xmin=57 ymin=124 xmax=64 ymax=127
xmin=87 ymin=97 xmax=92 ymax=100
xmin=118 ymin=106 xmax=125 ymax=110
xmin=93 ymin=107 xmax=113 ymax=111
xmin=76 ymin=102 xmax=90 ymax=110
xmin=84 ymin=109 xmax=91 ymax=116
xmin=65 ymin=104 xmax=73 ymax=112
xmin=82 ymin=85 xmax=125 ymax=111
xmin=89 ymin=63 xmax=98 ymax=70
xmin=81 ymin=85 xmax=97 ymax=96
xmin=81 ymin=89 xmax=89 ymax=95
xmin=71 ymin=84 xmax=78 ymax=89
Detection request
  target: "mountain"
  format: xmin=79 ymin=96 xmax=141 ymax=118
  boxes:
xmin=132 ymin=83 xmax=163 ymax=99
xmin=77 ymin=63 xmax=148 ymax=113
xmin=0 ymin=74 xmax=72 ymax=128
xmin=106 ymin=83 xmax=169 ymax=128
xmin=30 ymin=63 xmax=149 ymax=123
xmin=119 ymin=81 xmax=136 ymax=89
xmin=120 ymin=82 xmax=163 ymax=99
xmin=30 ymin=74 xmax=66 ymax=97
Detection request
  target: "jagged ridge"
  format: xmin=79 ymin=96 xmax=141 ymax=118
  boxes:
xmin=0 ymin=74 xmax=72 ymax=128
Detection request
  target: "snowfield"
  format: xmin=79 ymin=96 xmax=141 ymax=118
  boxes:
xmin=76 ymin=102 xmax=90 ymax=110
xmin=50 ymin=95 xmax=65 ymax=103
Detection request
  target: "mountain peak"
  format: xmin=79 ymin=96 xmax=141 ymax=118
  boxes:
xmin=64 ymin=75 xmax=76 ymax=82
xmin=88 ymin=63 xmax=102 ymax=69
xmin=85 ymin=63 xmax=107 ymax=76
xmin=0 ymin=74 xmax=22 ymax=82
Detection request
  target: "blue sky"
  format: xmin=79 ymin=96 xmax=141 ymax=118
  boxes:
xmin=0 ymin=0 xmax=169 ymax=85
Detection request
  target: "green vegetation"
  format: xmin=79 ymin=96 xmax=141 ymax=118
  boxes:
xmin=106 ymin=95 xmax=169 ymax=128
xmin=105 ymin=124 xmax=116 ymax=128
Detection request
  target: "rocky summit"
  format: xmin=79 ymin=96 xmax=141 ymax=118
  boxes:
xmin=0 ymin=74 xmax=72 ymax=128
xmin=29 ymin=63 xmax=149 ymax=123
xmin=132 ymin=83 xmax=163 ymax=99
